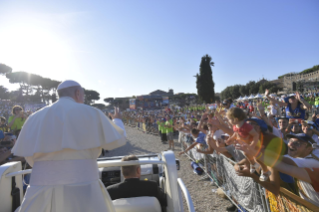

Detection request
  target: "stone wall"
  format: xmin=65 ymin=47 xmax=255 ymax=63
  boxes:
xmin=283 ymin=69 xmax=319 ymax=92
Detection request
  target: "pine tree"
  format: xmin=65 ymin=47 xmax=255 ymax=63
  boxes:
xmin=196 ymin=54 xmax=215 ymax=103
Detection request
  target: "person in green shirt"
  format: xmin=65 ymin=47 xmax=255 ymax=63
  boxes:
xmin=8 ymin=105 xmax=26 ymax=135
xmin=315 ymin=95 xmax=319 ymax=113
xmin=165 ymin=115 xmax=174 ymax=150
xmin=159 ymin=118 xmax=167 ymax=143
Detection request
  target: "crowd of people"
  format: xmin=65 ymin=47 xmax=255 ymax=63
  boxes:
xmin=123 ymin=89 xmax=319 ymax=210
xmin=0 ymin=100 xmax=46 ymax=167
xmin=2 ymin=87 xmax=319 ymax=211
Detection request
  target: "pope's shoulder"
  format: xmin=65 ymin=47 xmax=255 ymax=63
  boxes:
xmin=28 ymin=98 xmax=104 ymax=119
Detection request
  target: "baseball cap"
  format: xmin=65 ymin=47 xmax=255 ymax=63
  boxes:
xmin=277 ymin=116 xmax=288 ymax=120
xmin=286 ymin=133 xmax=315 ymax=146
xmin=213 ymin=130 xmax=223 ymax=140
xmin=246 ymin=117 xmax=268 ymax=132
xmin=222 ymin=99 xmax=231 ymax=105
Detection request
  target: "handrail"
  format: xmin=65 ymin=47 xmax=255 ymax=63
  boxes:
xmin=5 ymin=169 xmax=32 ymax=178
xmin=97 ymin=160 xmax=166 ymax=168
xmin=5 ymin=160 xmax=166 ymax=178
xmin=177 ymin=178 xmax=195 ymax=212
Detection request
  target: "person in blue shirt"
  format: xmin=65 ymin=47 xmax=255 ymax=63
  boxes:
xmin=265 ymin=89 xmax=310 ymax=120
xmin=179 ymin=128 xmax=206 ymax=156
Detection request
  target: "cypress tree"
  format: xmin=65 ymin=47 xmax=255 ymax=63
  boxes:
xmin=196 ymin=54 xmax=215 ymax=103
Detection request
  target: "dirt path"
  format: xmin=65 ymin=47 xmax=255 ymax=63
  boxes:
xmin=105 ymin=127 xmax=233 ymax=212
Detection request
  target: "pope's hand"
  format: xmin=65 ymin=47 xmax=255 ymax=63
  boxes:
xmin=111 ymin=107 xmax=122 ymax=119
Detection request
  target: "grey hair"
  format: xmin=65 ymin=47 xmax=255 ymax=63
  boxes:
xmin=57 ymin=86 xmax=81 ymax=98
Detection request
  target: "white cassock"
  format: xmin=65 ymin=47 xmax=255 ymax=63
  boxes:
xmin=12 ymin=97 xmax=127 ymax=212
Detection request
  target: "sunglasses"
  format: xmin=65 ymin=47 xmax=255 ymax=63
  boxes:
xmin=288 ymin=140 xmax=307 ymax=148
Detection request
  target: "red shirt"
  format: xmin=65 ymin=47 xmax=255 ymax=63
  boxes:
xmin=249 ymin=105 xmax=254 ymax=113
xmin=233 ymin=122 xmax=253 ymax=139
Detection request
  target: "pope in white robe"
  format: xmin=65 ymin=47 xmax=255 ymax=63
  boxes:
xmin=12 ymin=80 xmax=126 ymax=212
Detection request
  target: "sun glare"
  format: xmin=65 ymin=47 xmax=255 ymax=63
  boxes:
xmin=0 ymin=24 xmax=74 ymax=78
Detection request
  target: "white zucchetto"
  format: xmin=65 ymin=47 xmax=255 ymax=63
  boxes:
xmin=57 ymin=80 xmax=82 ymax=91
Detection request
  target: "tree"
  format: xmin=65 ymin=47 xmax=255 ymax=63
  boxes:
xmin=195 ymin=54 xmax=215 ymax=103
xmin=0 ymin=64 xmax=12 ymax=75
xmin=91 ymin=103 xmax=106 ymax=110
xmin=104 ymin=97 xmax=114 ymax=105
xmin=0 ymin=85 xmax=9 ymax=99
xmin=84 ymin=89 xmax=100 ymax=105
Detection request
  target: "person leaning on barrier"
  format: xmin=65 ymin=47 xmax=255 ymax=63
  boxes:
xmin=106 ymin=155 xmax=167 ymax=212
xmin=0 ymin=132 xmax=25 ymax=165
xmin=234 ymin=118 xmax=287 ymax=196
xmin=11 ymin=80 xmax=127 ymax=212
xmin=245 ymin=133 xmax=319 ymax=206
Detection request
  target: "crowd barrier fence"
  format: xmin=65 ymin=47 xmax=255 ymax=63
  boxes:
xmin=177 ymin=132 xmax=318 ymax=212
xmin=122 ymin=119 xmax=318 ymax=212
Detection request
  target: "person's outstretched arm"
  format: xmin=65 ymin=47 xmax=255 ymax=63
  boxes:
xmin=265 ymin=89 xmax=287 ymax=107
xmin=111 ymin=107 xmax=127 ymax=137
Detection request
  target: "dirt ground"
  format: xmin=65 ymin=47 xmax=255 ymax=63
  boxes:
xmin=105 ymin=127 xmax=233 ymax=212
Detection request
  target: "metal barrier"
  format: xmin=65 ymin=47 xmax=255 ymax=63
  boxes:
xmin=179 ymin=131 xmax=267 ymax=212
xmin=179 ymin=131 xmax=319 ymax=212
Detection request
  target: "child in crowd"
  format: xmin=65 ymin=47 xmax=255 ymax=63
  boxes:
xmin=225 ymin=107 xmax=271 ymax=181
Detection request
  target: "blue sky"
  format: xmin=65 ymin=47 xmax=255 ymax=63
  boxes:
xmin=0 ymin=0 xmax=318 ymax=103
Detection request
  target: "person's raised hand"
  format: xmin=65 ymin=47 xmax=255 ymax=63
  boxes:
xmin=295 ymin=92 xmax=301 ymax=101
xmin=111 ymin=107 xmax=122 ymax=119
xmin=265 ymin=89 xmax=269 ymax=97
xmin=201 ymin=113 xmax=208 ymax=120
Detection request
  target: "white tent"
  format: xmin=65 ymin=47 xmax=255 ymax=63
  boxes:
xmin=236 ymin=96 xmax=243 ymax=101
xmin=248 ymin=94 xmax=255 ymax=99
xmin=242 ymin=95 xmax=249 ymax=100
xmin=254 ymin=93 xmax=263 ymax=99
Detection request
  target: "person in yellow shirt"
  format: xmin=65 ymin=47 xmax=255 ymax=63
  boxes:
xmin=0 ymin=116 xmax=8 ymax=133
xmin=8 ymin=105 xmax=26 ymax=136
xmin=216 ymin=99 xmax=225 ymax=113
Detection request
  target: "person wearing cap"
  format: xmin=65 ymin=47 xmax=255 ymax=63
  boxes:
xmin=265 ymin=89 xmax=310 ymax=120
xmin=222 ymin=98 xmax=233 ymax=110
xmin=301 ymin=120 xmax=319 ymax=145
xmin=264 ymin=133 xmax=319 ymax=206
xmin=12 ymin=80 xmax=127 ymax=212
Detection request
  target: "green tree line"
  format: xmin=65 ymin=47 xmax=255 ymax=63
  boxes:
xmin=0 ymin=63 xmax=101 ymax=106
xmin=220 ymin=80 xmax=281 ymax=100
